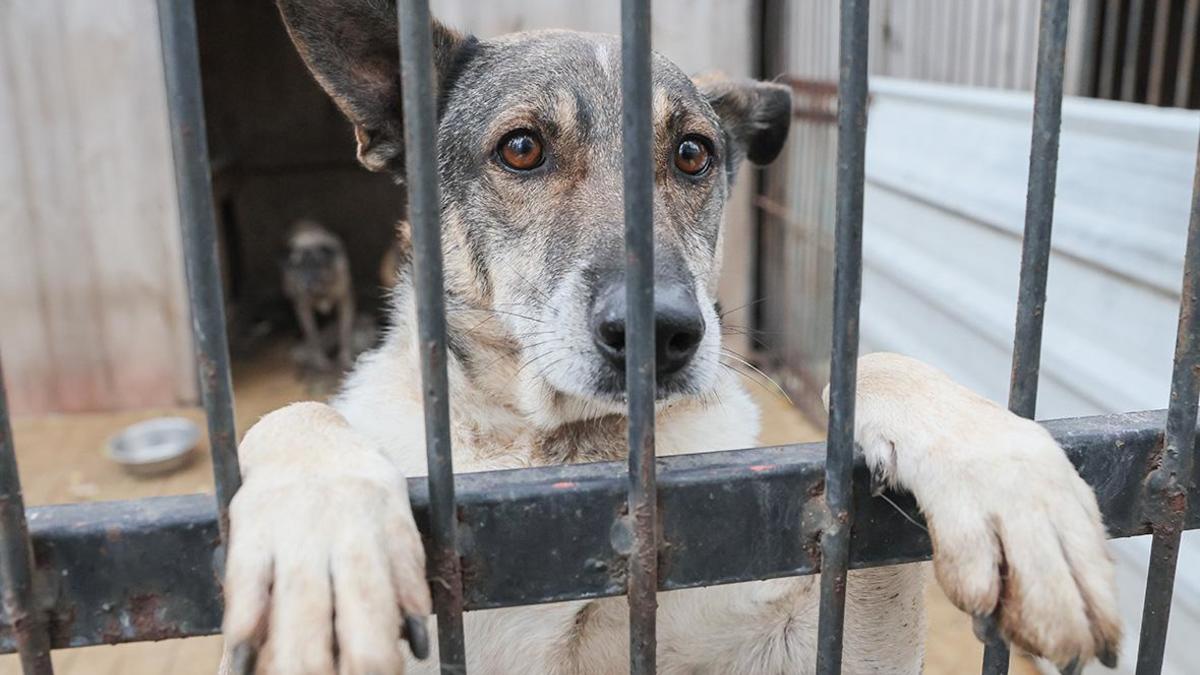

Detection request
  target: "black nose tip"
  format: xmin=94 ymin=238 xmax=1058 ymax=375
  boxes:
xmin=591 ymin=283 xmax=705 ymax=378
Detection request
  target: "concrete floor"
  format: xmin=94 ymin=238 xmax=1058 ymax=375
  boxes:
xmin=2 ymin=343 xmax=1035 ymax=674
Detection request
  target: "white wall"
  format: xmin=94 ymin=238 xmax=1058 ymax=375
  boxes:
xmin=861 ymin=77 xmax=1199 ymax=675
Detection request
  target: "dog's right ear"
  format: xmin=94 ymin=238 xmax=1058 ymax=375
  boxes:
xmin=276 ymin=0 xmax=471 ymax=174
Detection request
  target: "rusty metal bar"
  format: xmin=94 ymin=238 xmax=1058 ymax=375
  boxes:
xmin=395 ymin=0 xmax=466 ymax=670
xmin=1177 ymin=0 xmax=1200 ymax=109
xmin=156 ymin=0 xmax=241 ymax=547
xmin=0 ymin=359 xmax=52 ymax=674
xmin=3 ymin=410 xmax=1191 ymax=654
xmin=1133 ymin=132 xmax=1200 ymax=675
xmin=620 ymin=0 xmax=658 ymax=672
xmin=984 ymin=1 xmax=1071 ymax=672
xmin=815 ymin=1 xmax=869 ymax=673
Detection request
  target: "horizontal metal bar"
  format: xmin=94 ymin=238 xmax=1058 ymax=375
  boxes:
xmin=0 ymin=410 xmax=1192 ymax=654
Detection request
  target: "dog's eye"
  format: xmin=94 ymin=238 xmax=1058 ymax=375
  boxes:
xmin=497 ymin=130 xmax=545 ymax=171
xmin=674 ymin=135 xmax=713 ymax=176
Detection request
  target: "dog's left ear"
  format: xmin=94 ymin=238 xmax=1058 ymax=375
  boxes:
xmin=693 ymin=73 xmax=792 ymax=168
xmin=277 ymin=0 xmax=472 ymax=174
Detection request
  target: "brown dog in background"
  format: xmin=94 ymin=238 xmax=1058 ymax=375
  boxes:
xmin=281 ymin=219 xmax=354 ymax=371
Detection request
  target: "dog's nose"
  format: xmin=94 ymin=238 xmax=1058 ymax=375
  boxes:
xmin=591 ymin=282 xmax=705 ymax=377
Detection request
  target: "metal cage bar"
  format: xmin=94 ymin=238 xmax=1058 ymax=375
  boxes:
xmin=983 ymin=1 xmax=1072 ymax=672
xmin=395 ymin=0 xmax=467 ymax=670
xmin=1 ymin=409 xmax=1196 ymax=654
xmin=814 ymin=2 xmax=869 ymax=673
xmin=0 ymin=2 xmax=1191 ymax=673
xmin=156 ymin=0 xmax=242 ymax=548
xmin=1133 ymin=134 xmax=1200 ymax=675
xmin=619 ymin=0 xmax=659 ymax=673
xmin=1179 ymin=0 xmax=1200 ymax=110
xmin=1119 ymin=0 xmax=1145 ymax=103
xmin=0 ymin=360 xmax=53 ymax=675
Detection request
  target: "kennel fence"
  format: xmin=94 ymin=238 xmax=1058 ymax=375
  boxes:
xmin=0 ymin=1 xmax=1197 ymax=674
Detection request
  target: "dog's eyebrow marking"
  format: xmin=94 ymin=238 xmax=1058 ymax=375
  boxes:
xmin=593 ymin=42 xmax=612 ymax=78
xmin=552 ymin=90 xmax=581 ymax=141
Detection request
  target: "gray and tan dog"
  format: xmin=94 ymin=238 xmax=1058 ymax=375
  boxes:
xmin=221 ymin=1 xmax=1122 ymax=673
xmin=281 ymin=219 xmax=355 ymax=371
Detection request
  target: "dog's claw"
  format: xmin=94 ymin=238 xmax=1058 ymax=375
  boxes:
xmin=869 ymin=461 xmax=888 ymax=497
xmin=1098 ymin=644 xmax=1119 ymax=669
xmin=1059 ymin=658 xmax=1082 ymax=675
xmin=403 ymin=612 xmax=430 ymax=660
xmin=971 ymin=614 xmax=1000 ymax=644
xmin=230 ymin=642 xmax=258 ymax=675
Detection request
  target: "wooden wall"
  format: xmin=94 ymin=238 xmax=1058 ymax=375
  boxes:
xmin=0 ymin=1 xmax=195 ymax=415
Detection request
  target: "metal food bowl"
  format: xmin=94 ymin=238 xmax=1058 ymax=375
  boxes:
xmin=106 ymin=417 xmax=200 ymax=477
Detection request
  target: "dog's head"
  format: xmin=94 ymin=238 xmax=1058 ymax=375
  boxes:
xmin=282 ymin=219 xmax=346 ymax=294
xmin=278 ymin=1 xmax=790 ymax=422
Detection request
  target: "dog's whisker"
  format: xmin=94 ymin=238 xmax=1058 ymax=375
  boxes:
xmin=515 ymin=348 xmax=563 ymax=378
xmin=447 ymin=306 xmax=545 ymax=324
xmin=877 ymin=492 xmax=928 ymax=533
xmin=717 ymin=295 xmax=771 ymax=320
xmin=718 ymin=360 xmax=793 ymax=407
xmin=719 ymin=350 xmax=792 ymax=405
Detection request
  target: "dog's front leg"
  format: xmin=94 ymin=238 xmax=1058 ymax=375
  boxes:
xmin=292 ymin=296 xmax=331 ymax=371
xmin=218 ymin=402 xmax=430 ymax=674
xmin=837 ymin=353 xmax=1121 ymax=669
xmin=336 ymin=293 xmax=356 ymax=370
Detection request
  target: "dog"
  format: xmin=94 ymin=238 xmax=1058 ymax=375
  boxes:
xmin=281 ymin=219 xmax=355 ymax=371
xmin=220 ymin=1 xmax=1122 ymax=672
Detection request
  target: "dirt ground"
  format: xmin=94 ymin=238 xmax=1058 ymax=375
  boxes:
xmin=1 ymin=343 xmax=1036 ymax=674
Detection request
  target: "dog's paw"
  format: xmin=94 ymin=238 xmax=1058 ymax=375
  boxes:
xmin=848 ymin=353 xmax=1122 ymax=669
xmin=221 ymin=406 xmax=431 ymax=674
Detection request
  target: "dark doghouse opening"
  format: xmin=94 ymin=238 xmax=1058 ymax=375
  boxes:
xmin=196 ymin=0 xmax=401 ymax=353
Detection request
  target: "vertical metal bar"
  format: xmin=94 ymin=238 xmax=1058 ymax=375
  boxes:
xmin=1119 ymin=0 xmax=1145 ymax=102
xmin=395 ymin=1 xmax=466 ymax=670
xmin=1098 ymin=0 xmax=1121 ymax=100
xmin=1133 ymin=133 xmax=1200 ymax=675
xmin=621 ymin=0 xmax=657 ymax=672
xmin=984 ymin=2 xmax=1071 ymax=672
xmin=0 ymin=360 xmax=53 ymax=674
xmin=1007 ymin=0 xmax=1070 ymax=424
xmin=156 ymin=0 xmax=241 ymax=546
xmin=1145 ymin=0 xmax=1171 ymax=106
xmin=1176 ymin=0 xmax=1200 ymax=109
xmin=815 ymin=1 xmax=868 ymax=673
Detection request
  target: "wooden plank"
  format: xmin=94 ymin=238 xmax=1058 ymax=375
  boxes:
xmin=59 ymin=0 xmax=194 ymax=411
xmin=0 ymin=4 xmax=57 ymax=414
xmin=1 ymin=2 xmax=113 ymax=413
xmin=0 ymin=0 xmax=194 ymax=414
